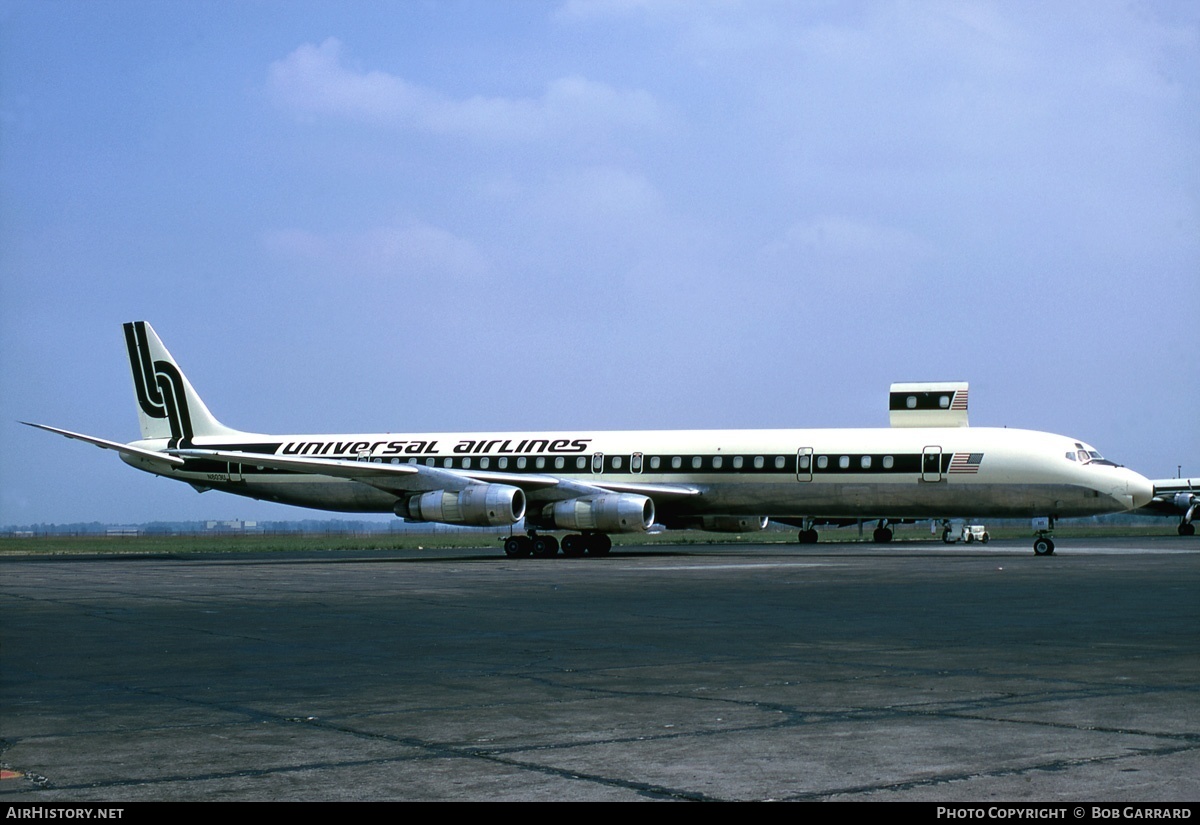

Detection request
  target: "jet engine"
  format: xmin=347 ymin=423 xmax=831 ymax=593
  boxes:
xmin=547 ymin=494 xmax=655 ymax=533
xmin=400 ymin=484 xmax=525 ymax=527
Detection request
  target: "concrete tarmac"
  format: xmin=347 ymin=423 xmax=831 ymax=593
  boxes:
xmin=1 ymin=537 xmax=1197 ymax=801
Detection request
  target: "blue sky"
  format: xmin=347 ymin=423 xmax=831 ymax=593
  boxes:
xmin=2 ymin=0 xmax=1197 ymax=525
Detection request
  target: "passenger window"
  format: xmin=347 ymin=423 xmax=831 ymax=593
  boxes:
xmin=480 ymin=457 xmax=489 ymax=469
xmin=554 ymin=456 xmax=564 ymax=469
xmin=650 ymin=456 xmax=661 ymax=470
xmin=713 ymin=456 xmax=723 ymax=469
xmin=733 ymin=456 xmax=744 ymax=469
xmin=577 ymin=456 xmax=587 ymax=470
xmin=882 ymin=455 xmax=894 ymax=469
xmin=612 ymin=456 xmax=622 ymax=470
xmin=860 ymin=456 xmax=871 ymax=469
xmin=754 ymin=456 xmax=764 ymax=469
xmin=906 ymin=396 xmax=917 ymax=409
xmin=838 ymin=456 xmax=849 ymax=469
xmin=692 ymin=456 xmax=702 ymax=469
xmin=517 ymin=457 xmax=527 ymax=469
xmin=817 ymin=456 xmax=828 ymax=469
xmin=774 ymin=456 xmax=785 ymax=469
xmin=443 ymin=458 xmax=453 ymax=468
xmin=535 ymin=457 xmax=546 ymax=469
xmin=672 ymin=456 xmax=682 ymax=469
xmin=939 ymin=395 xmax=950 ymax=408
xmin=462 ymin=457 xmax=471 ymax=469
xmin=498 ymin=457 xmax=508 ymax=469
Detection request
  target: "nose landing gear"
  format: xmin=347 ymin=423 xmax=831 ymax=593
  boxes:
xmin=1033 ymin=516 xmax=1056 ymax=555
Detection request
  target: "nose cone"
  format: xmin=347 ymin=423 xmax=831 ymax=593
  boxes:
xmin=1122 ymin=469 xmax=1156 ymax=510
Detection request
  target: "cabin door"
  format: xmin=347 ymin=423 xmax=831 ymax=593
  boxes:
xmin=921 ymin=446 xmax=943 ymax=482
xmin=796 ymin=447 xmax=813 ymax=482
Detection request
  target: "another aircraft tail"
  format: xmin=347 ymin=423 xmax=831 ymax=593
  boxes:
xmin=123 ymin=321 xmax=241 ymax=445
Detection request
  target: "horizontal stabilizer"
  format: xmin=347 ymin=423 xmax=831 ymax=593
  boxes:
xmin=22 ymin=422 xmax=185 ymax=468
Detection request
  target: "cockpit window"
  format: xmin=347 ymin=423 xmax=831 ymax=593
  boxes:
xmin=1070 ymin=443 xmax=1117 ymax=466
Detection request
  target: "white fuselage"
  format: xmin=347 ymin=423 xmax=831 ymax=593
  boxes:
xmin=125 ymin=425 xmax=1154 ymax=522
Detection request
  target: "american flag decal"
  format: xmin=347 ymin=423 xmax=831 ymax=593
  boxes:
xmin=950 ymin=389 xmax=968 ymax=410
xmin=948 ymin=453 xmax=983 ymax=473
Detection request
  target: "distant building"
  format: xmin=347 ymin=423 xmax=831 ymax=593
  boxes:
xmin=204 ymin=520 xmax=261 ymax=533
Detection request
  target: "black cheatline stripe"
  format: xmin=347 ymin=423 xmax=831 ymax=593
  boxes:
xmin=192 ymin=452 xmax=946 ymax=477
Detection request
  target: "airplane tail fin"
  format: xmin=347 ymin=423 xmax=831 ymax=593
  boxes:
xmin=123 ymin=321 xmax=241 ymax=445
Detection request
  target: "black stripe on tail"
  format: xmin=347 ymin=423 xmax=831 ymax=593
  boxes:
xmin=124 ymin=321 xmax=194 ymax=447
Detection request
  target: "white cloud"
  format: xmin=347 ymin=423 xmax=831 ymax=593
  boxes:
xmin=757 ymin=216 xmax=937 ymax=290
xmin=268 ymin=38 xmax=660 ymax=140
xmin=263 ymin=222 xmax=490 ymax=282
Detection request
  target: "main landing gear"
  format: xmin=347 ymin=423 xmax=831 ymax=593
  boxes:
xmin=797 ymin=518 xmax=819 ymax=544
xmin=872 ymin=520 xmax=893 ymax=543
xmin=795 ymin=520 xmax=893 ymax=543
xmin=1179 ymin=500 xmax=1196 ymax=536
xmin=502 ymin=531 xmax=612 ymax=558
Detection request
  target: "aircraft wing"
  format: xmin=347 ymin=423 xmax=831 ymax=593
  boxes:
xmin=1149 ymin=478 xmax=1198 ymax=498
xmin=1139 ymin=478 xmax=1198 ymax=517
xmin=172 ymin=448 xmax=700 ymax=502
xmin=23 ymin=422 xmax=185 ymax=469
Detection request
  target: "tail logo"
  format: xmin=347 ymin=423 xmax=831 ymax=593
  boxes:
xmin=124 ymin=322 xmax=193 ymax=447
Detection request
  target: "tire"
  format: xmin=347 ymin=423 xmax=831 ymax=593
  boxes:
xmin=532 ymin=536 xmax=558 ymax=558
xmin=586 ymin=534 xmax=612 ymax=555
xmin=504 ymin=537 xmax=530 ymax=558
xmin=561 ymin=534 xmax=585 ymax=557
xmin=1033 ymin=537 xmax=1054 ymax=556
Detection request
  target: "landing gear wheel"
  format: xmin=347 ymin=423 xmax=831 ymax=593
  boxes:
xmin=1179 ymin=523 xmax=1196 ymax=537
xmin=532 ymin=535 xmax=559 ymax=558
xmin=504 ymin=536 xmax=531 ymax=558
xmin=1033 ymin=537 xmax=1055 ymax=556
xmin=585 ymin=533 xmax=611 ymax=556
xmin=872 ymin=527 xmax=893 ymax=543
xmin=561 ymin=534 xmax=585 ymax=557
xmin=942 ymin=529 xmax=954 ymax=544
xmin=799 ymin=529 xmax=818 ymax=544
